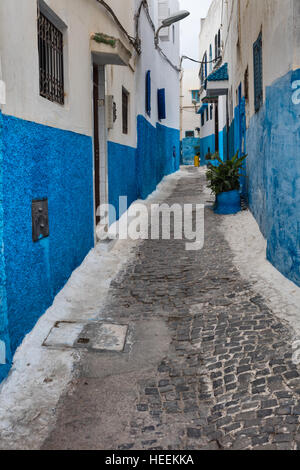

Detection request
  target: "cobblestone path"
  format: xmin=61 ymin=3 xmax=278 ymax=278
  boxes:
xmin=43 ymin=168 xmax=300 ymax=450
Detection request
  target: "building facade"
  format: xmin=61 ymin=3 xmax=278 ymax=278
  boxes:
xmin=198 ymin=0 xmax=300 ymax=286
xmin=0 ymin=0 xmax=181 ymax=381
xmin=180 ymin=69 xmax=201 ymax=165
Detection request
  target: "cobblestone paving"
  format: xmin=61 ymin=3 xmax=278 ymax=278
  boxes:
xmin=43 ymin=168 xmax=300 ymax=450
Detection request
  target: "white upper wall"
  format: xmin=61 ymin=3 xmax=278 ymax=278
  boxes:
xmin=0 ymin=0 xmax=180 ymax=148
xmin=198 ymin=0 xmax=223 ymax=70
xmin=0 ymin=0 xmax=136 ymax=140
xmin=222 ymin=0 xmax=294 ymax=120
xmin=134 ymin=0 xmax=180 ymax=131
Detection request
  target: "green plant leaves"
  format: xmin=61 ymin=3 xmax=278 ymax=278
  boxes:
xmin=206 ymin=151 xmax=247 ymax=195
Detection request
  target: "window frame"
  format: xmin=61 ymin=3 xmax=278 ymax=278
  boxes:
xmin=37 ymin=1 xmax=66 ymax=105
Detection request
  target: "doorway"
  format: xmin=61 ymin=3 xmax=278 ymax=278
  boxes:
xmin=93 ymin=64 xmax=100 ymax=224
xmin=92 ymin=64 xmax=107 ymax=227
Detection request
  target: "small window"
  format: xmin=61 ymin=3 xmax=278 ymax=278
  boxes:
xmin=204 ymin=51 xmax=208 ymax=78
xmin=206 ymin=107 xmax=209 ymax=122
xmin=172 ymin=25 xmax=175 ymax=44
xmin=37 ymin=7 xmax=64 ymax=104
xmin=185 ymin=131 xmax=195 ymax=138
xmin=201 ymin=113 xmax=205 ymax=127
xmin=122 ymin=87 xmax=129 ymax=134
xmin=145 ymin=71 xmax=151 ymax=117
xmin=210 ymin=105 xmax=213 ymax=120
xmin=215 ymin=34 xmax=218 ymax=61
xmin=157 ymin=88 xmax=166 ymax=120
xmin=244 ymin=66 xmax=249 ymax=101
xmin=253 ymin=32 xmax=263 ymax=112
xmin=218 ymin=29 xmax=221 ymax=56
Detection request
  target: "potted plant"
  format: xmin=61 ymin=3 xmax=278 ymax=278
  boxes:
xmin=206 ymin=151 xmax=247 ymax=214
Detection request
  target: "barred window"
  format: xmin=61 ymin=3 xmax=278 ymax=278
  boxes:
xmin=38 ymin=10 xmax=64 ymax=105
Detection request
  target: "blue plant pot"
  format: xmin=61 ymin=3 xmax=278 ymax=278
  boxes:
xmin=214 ymin=190 xmax=241 ymax=215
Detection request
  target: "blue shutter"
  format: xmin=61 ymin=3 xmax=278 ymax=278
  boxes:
xmin=146 ymin=70 xmax=151 ymax=117
xmin=157 ymin=88 xmax=166 ymax=120
xmin=253 ymin=32 xmax=263 ymax=112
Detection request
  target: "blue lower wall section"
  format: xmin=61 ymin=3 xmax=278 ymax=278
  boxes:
xmin=137 ymin=116 xmax=180 ymax=200
xmin=246 ymin=68 xmax=300 ymax=286
xmin=107 ymin=142 xmax=138 ymax=221
xmin=200 ymin=134 xmax=215 ymax=166
xmin=0 ymin=115 xmax=94 ymax=377
xmin=181 ymin=137 xmax=200 ymax=165
xmin=108 ymin=115 xmax=180 ymax=217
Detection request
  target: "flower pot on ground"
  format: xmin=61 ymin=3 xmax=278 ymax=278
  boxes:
xmin=206 ymin=151 xmax=247 ymax=215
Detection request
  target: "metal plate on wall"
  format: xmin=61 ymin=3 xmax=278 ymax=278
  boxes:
xmin=32 ymin=199 xmax=49 ymax=242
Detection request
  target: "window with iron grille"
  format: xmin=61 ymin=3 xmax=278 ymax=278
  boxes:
xmin=38 ymin=10 xmax=64 ymax=105
xmin=253 ymin=32 xmax=263 ymax=112
xmin=122 ymin=87 xmax=129 ymax=134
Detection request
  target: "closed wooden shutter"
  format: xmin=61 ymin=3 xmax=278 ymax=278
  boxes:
xmin=253 ymin=32 xmax=263 ymax=112
xmin=158 ymin=0 xmax=170 ymax=40
xmin=145 ymin=70 xmax=151 ymax=117
xmin=157 ymin=88 xmax=166 ymax=120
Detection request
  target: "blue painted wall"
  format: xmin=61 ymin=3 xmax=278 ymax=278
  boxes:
xmin=246 ymin=68 xmax=300 ymax=286
xmin=0 ymin=111 xmax=179 ymax=382
xmin=181 ymin=137 xmax=200 ymax=165
xmin=200 ymin=134 xmax=215 ymax=166
xmin=1 ymin=114 xmax=94 ymax=367
xmin=137 ymin=116 xmax=180 ymax=200
xmin=107 ymin=142 xmax=138 ymax=221
xmin=107 ymin=116 xmax=180 ymax=220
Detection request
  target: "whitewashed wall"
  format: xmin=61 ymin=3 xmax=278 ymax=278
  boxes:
xmin=198 ymin=0 xmax=223 ymax=142
xmin=135 ymin=0 xmax=180 ymax=132
xmin=0 ymin=0 xmax=136 ymax=143
xmin=222 ymin=0 xmax=294 ymax=122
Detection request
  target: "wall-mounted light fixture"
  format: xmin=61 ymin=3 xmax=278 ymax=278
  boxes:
xmin=155 ymin=10 xmax=190 ymax=47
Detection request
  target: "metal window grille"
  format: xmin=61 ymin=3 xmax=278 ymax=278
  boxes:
xmin=38 ymin=11 xmax=64 ymax=105
xmin=122 ymin=88 xmax=129 ymax=134
xmin=253 ymin=32 xmax=263 ymax=112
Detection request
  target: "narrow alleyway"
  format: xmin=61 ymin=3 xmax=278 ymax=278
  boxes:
xmin=43 ymin=168 xmax=300 ymax=451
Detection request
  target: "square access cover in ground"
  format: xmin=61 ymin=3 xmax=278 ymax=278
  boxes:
xmin=43 ymin=322 xmax=128 ymax=352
